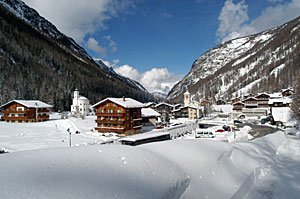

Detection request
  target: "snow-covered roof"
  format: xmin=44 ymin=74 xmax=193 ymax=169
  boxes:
xmin=144 ymin=102 xmax=156 ymax=107
xmin=242 ymin=97 xmax=258 ymax=102
xmin=256 ymin=92 xmax=270 ymax=97
xmin=1 ymin=100 xmax=52 ymax=108
xmin=120 ymin=131 xmax=170 ymax=142
xmin=141 ymin=108 xmax=160 ymax=117
xmin=184 ymin=90 xmax=190 ymax=95
xmin=281 ymin=88 xmax=294 ymax=93
xmin=269 ymin=92 xmax=282 ymax=98
xmin=272 ymin=107 xmax=291 ymax=122
xmin=154 ymin=102 xmax=174 ymax=108
xmin=233 ymin=101 xmax=245 ymax=105
xmin=78 ymin=96 xmax=88 ymax=100
xmin=268 ymin=97 xmax=292 ymax=105
xmin=92 ymin=98 xmax=145 ymax=109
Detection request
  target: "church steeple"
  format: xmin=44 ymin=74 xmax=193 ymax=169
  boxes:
xmin=184 ymin=89 xmax=190 ymax=106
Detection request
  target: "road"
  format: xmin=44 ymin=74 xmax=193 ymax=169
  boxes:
xmin=236 ymin=123 xmax=279 ymax=139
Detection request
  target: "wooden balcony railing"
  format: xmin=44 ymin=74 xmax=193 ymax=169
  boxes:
xmin=95 ymin=113 xmax=125 ymax=117
xmin=95 ymin=120 xmax=125 ymax=124
xmin=95 ymin=127 xmax=125 ymax=133
xmin=38 ymin=109 xmax=50 ymax=113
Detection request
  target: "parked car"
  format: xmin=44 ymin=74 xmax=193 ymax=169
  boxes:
xmin=234 ymin=120 xmax=242 ymax=124
xmin=215 ymin=129 xmax=225 ymax=133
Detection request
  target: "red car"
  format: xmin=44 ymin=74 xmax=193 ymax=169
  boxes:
xmin=215 ymin=129 xmax=225 ymax=133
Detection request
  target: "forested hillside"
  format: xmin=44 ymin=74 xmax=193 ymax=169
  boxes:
xmin=0 ymin=2 xmax=154 ymax=111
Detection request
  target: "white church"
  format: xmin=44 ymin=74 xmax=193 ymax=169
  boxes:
xmin=71 ymin=89 xmax=91 ymax=116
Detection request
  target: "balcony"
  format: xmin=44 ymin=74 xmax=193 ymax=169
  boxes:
xmin=38 ymin=109 xmax=50 ymax=113
xmin=95 ymin=120 xmax=125 ymax=124
xmin=2 ymin=116 xmax=31 ymax=120
xmin=2 ymin=110 xmax=29 ymax=114
xmin=95 ymin=127 xmax=125 ymax=133
xmin=96 ymin=113 xmax=125 ymax=117
xmin=38 ymin=115 xmax=50 ymax=119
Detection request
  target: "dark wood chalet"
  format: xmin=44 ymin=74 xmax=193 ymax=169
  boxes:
xmin=255 ymin=93 xmax=270 ymax=108
xmin=154 ymin=102 xmax=174 ymax=114
xmin=242 ymin=97 xmax=258 ymax=108
xmin=92 ymin=97 xmax=144 ymax=136
xmin=231 ymin=97 xmax=241 ymax=104
xmin=281 ymin=88 xmax=294 ymax=97
xmin=0 ymin=100 xmax=52 ymax=123
xmin=233 ymin=102 xmax=245 ymax=112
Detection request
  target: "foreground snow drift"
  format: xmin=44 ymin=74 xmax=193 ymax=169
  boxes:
xmin=1 ymin=131 xmax=300 ymax=198
xmin=0 ymin=145 xmax=189 ymax=199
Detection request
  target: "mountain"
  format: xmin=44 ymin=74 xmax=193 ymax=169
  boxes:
xmin=0 ymin=0 xmax=154 ymax=110
xmin=94 ymin=59 xmax=148 ymax=93
xmin=152 ymin=92 xmax=167 ymax=101
xmin=167 ymin=16 xmax=300 ymax=103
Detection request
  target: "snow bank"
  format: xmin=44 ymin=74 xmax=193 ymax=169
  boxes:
xmin=0 ymin=145 xmax=189 ymax=199
xmin=1 ymin=129 xmax=298 ymax=198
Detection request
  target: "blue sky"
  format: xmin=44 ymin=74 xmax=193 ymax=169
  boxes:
xmin=23 ymin=0 xmax=300 ymax=93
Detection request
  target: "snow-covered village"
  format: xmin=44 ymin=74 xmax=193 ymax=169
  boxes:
xmin=1 ymin=0 xmax=300 ymax=198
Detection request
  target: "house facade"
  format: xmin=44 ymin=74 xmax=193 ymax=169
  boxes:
xmin=92 ymin=97 xmax=144 ymax=136
xmin=0 ymin=100 xmax=52 ymax=123
xmin=255 ymin=93 xmax=270 ymax=108
xmin=154 ymin=102 xmax=174 ymax=114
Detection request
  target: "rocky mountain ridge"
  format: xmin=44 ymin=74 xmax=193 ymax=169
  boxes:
xmin=167 ymin=16 xmax=300 ymax=103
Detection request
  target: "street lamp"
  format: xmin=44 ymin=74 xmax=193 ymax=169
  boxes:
xmin=67 ymin=128 xmax=71 ymax=147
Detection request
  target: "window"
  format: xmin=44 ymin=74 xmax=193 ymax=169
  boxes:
xmin=127 ymin=124 xmax=129 ymax=128
xmin=106 ymin=103 xmax=109 ymax=106
xmin=110 ymin=109 xmax=113 ymax=113
xmin=117 ymin=109 xmax=121 ymax=113
xmin=127 ymin=117 xmax=129 ymax=120
xmin=113 ymin=103 xmax=116 ymax=106
xmin=101 ymin=109 xmax=104 ymax=113
xmin=17 ymin=107 xmax=24 ymax=111
xmin=117 ymin=124 xmax=120 ymax=128
xmin=118 ymin=117 xmax=120 ymax=121
xmin=111 ymin=117 xmax=113 ymax=120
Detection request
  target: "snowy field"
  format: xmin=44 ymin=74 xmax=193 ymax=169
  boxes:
xmin=0 ymin=113 xmax=117 ymax=152
xmin=1 ymin=111 xmax=300 ymax=198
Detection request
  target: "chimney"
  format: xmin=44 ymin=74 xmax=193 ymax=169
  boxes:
xmin=123 ymin=96 xmax=125 ymax=102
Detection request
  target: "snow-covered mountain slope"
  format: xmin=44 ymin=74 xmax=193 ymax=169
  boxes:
xmin=94 ymin=59 xmax=149 ymax=93
xmin=167 ymin=16 xmax=300 ymax=103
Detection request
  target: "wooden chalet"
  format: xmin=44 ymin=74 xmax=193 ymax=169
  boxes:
xmin=233 ymin=101 xmax=245 ymax=112
xmin=200 ymin=100 xmax=210 ymax=107
xmin=281 ymin=88 xmax=294 ymax=97
xmin=242 ymin=97 xmax=258 ymax=108
xmin=255 ymin=93 xmax=270 ymax=108
xmin=141 ymin=108 xmax=160 ymax=126
xmin=269 ymin=97 xmax=292 ymax=107
xmin=92 ymin=97 xmax=144 ymax=136
xmin=154 ymin=102 xmax=174 ymax=114
xmin=231 ymin=97 xmax=241 ymax=104
xmin=0 ymin=100 xmax=52 ymax=123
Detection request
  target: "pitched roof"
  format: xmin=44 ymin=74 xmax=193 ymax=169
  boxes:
xmin=1 ymin=100 xmax=52 ymax=108
xmin=92 ymin=98 xmax=145 ymax=109
xmin=154 ymin=102 xmax=174 ymax=108
xmin=141 ymin=108 xmax=160 ymax=117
